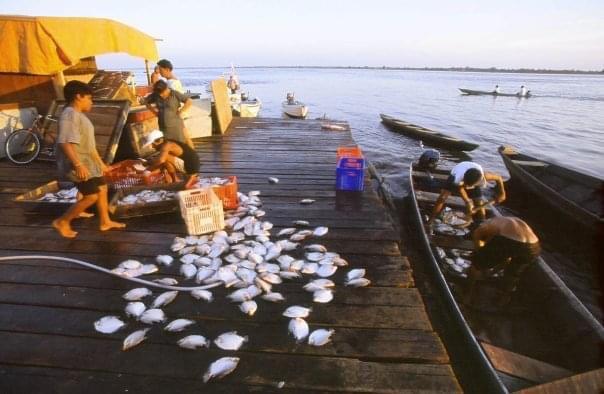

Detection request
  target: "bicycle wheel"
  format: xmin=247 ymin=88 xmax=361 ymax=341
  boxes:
xmin=5 ymin=129 xmax=41 ymax=164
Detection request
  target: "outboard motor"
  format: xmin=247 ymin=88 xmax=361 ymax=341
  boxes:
xmin=418 ymin=149 xmax=440 ymax=170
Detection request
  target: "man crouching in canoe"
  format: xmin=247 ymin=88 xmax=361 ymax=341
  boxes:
xmin=427 ymin=161 xmax=506 ymax=227
xmin=141 ymin=130 xmax=199 ymax=188
xmin=464 ymin=216 xmax=541 ymax=306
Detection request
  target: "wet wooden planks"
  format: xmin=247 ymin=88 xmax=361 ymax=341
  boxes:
xmin=0 ymin=117 xmax=459 ymax=392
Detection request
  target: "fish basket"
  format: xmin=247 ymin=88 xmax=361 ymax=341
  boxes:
xmin=210 ymin=176 xmax=239 ymax=210
xmin=336 ymin=146 xmax=363 ymax=161
xmin=104 ymin=159 xmax=164 ymax=191
xmin=336 ymin=157 xmax=366 ymax=192
xmin=108 ymin=182 xmax=185 ymax=219
xmin=14 ymin=180 xmax=77 ymax=210
xmin=177 ymin=187 xmax=225 ymax=235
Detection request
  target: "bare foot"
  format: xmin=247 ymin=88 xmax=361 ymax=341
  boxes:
xmin=78 ymin=212 xmax=95 ymax=218
xmin=52 ymin=219 xmax=77 ymax=238
xmin=100 ymin=221 xmax=126 ymax=231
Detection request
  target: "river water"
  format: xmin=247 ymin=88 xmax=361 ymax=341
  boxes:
xmin=139 ymin=67 xmax=603 ymax=197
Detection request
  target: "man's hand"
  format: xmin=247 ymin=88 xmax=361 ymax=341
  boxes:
xmin=75 ymin=164 xmax=90 ymax=181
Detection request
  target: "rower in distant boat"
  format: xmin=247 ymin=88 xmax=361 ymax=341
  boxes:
xmin=463 ymin=216 xmax=541 ymax=306
xmin=518 ymin=85 xmax=528 ymax=97
xmin=493 ymin=85 xmax=500 ymax=94
xmin=427 ymin=161 xmax=506 ymax=227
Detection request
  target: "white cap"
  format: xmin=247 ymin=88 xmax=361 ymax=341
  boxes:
xmin=142 ymin=129 xmax=164 ymax=148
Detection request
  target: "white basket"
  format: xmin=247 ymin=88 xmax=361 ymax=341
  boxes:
xmin=177 ymin=187 xmax=225 ymax=235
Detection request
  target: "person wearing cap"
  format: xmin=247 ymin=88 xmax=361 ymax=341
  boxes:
xmin=464 ymin=216 xmax=541 ymax=306
xmin=142 ymin=130 xmax=199 ymax=187
xmin=427 ymin=161 xmax=506 ymax=226
xmin=52 ymin=81 xmax=126 ymax=238
xmin=146 ymin=80 xmax=194 ymax=148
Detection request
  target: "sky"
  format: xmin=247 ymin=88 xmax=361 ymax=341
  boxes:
xmin=2 ymin=0 xmax=603 ymax=70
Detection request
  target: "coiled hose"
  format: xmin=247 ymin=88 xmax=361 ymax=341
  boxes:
xmin=0 ymin=255 xmax=223 ymax=292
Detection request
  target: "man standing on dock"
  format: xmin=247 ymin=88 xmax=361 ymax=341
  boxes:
xmin=52 ymin=81 xmax=126 ymax=238
xmin=464 ymin=216 xmax=541 ymax=306
xmin=427 ymin=161 xmax=506 ymax=226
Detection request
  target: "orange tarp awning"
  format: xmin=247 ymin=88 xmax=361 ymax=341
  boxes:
xmin=0 ymin=15 xmax=159 ymax=75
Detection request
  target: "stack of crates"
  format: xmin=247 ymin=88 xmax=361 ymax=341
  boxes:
xmin=177 ymin=187 xmax=225 ymax=235
xmin=336 ymin=146 xmax=365 ymax=191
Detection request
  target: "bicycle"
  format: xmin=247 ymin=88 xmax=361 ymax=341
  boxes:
xmin=5 ymin=114 xmax=57 ymax=165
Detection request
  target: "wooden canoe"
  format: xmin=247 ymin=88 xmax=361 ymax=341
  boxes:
xmin=459 ymin=88 xmax=532 ymax=98
xmin=498 ymin=146 xmax=603 ymax=233
xmin=380 ymin=114 xmax=479 ymax=151
xmin=408 ymin=163 xmax=604 ymax=393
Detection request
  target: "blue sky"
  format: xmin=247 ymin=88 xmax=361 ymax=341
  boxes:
xmin=2 ymin=0 xmax=603 ymax=70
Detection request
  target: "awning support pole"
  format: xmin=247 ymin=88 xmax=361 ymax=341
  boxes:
xmin=145 ymin=60 xmax=151 ymax=86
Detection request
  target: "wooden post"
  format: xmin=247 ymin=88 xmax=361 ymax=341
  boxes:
xmin=145 ymin=60 xmax=151 ymax=86
xmin=51 ymin=71 xmax=66 ymax=100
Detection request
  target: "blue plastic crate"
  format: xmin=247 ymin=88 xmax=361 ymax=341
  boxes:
xmin=336 ymin=167 xmax=365 ymax=191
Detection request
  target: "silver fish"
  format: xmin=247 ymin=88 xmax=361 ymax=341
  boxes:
xmin=181 ymin=264 xmax=197 ymax=279
xmin=253 ymin=244 xmax=267 ymax=256
xmin=94 ymin=316 xmax=125 ymax=334
xmin=345 ymin=278 xmax=371 ymax=287
xmin=228 ymin=288 xmax=253 ymax=302
xmin=332 ymin=257 xmax=349 ymax=267
xmin=288 ymin=318 xmax=309 ymax=342
xmin=122 ymin=328 xmax=150 ymax=351
xmin=305 ymin=244 xmax=327 ymax=253
xmin=260 ymin=272 xmax=282 ymax=285
xmin=346 ymin=268 xmax=366 ymax=281
xmin=191 ymin=289 xmax=214 ymax=302
xmin=119 ymin=259 xmax=142 ymax=270
xmin=139 ymin=308 xmax=167 ymax=324
xmin=261 ymin=292 xmax=286 ymax=302
xmin=151 ymin=291 xmax=178 ymax=308
xmin=196 ymin=267 xmax=215 ymax=283
xmin=164 ymin=318 xmax=195 ymax=332
xmin=293 ymin=220 xmax=310 ymax=227
xmin=225 ymin=217 xmax=240 ymax=228
xmin=225 ymin=254 xmax=241 ymax=264
xmin=313 ymin=226 xmax=328 ymax=237
xmin=316 ymin=264 xmax=337 ymax=278
xmin=313 ymin=289 xmax=334 ymax=303
xmin=301 ymin=262 xmax=319 ymax=275
xmin=277 ymin=255 xmax=295 ymax=267
xmin=185 ymin=235 xmax=200 ymax=245
xmin=308 ymin=328 xmax=335 ymax=346
xmin=122 ymin=287 xmax=152 ymax=301
xmin=155 ymin=254 xmax=174 ymax=267
xmin=277 ymin=228 xmax=296 ymax=237
xmin=279 ymin=271 xmax=301 ymax=280
xmin=254 ymin=277 xmax=272 ymax=293
xmin=178 ymin=335 xmax=210 ymax=349
xmin=300 ymin=199 xmax=315 ymax=204
xmin=289 ymin=259 xmax=305 ymax=271
xmin=180 ymin=253 xmax=200 ymax=265
xmin=290 ymin=233 xmax=307 ymax=242
xmin=154 ymin=277 xmax=179 ymax=286
xmin=312 ymin=278 xmax=335 ymax=288
xmin=253 ymin=210 xmax=266 ymax=218
xmin=125 ymin=302 xmax=146 ymax=319
xmin=248 ymin=190 xmax=261 ymax=196
xmin=203 ymin=357 xmax=240 ymax=383
xmin=214 ymin=331 xmax=248 ymax=351
xmin=268 ymin=177 xmax=279 ymax=184
xmin=306 ymin=252 xmax=325 ymax=262
xmin=239 ymin=300 xmax=258 ymax=316
xmin=265 ymin=244 xmax=282 ymax=261
xmin=283 ymin=305 xmax=312 ymax=318
xmin=277 ymin=240 xmax=299 ymax=251
xmin=248 ymin=252 xmax=264 ymax=265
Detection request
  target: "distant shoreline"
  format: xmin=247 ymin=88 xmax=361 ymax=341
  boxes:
xmin=156 ymin=65 xmax=603 ymax=75
xmin=226 ymin=66 xmax=604 ymax=75
xmin=121 ymin=65 xmax=604 ymax=75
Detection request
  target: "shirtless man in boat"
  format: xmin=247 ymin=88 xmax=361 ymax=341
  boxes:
xmin=464 ymin=216 xmax=541 ymax=306
xmin=141 ymin=130 xmax=199 ymax=188
xmin=427 ymin=161 xmax=506 ymax=227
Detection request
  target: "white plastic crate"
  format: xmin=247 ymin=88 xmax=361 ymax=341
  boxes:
xmin=177 ymin=187 xmax=225 ymax=235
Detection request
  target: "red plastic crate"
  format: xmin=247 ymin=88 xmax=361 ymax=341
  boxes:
xmin=210 ymin=176 xmax=239 ymax=210
xmin=104 ymin=160 xmax=164 ymax=190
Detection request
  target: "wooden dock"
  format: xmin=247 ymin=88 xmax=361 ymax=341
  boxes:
xmin=0 ymin=117 xmax=460 ymax=392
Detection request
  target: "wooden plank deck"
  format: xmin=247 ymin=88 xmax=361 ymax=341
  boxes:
xmin=0 ymin=117 xmax=460 ymax=393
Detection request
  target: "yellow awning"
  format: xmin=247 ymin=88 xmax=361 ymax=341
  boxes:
xmin=0 ymin=15 xmax=159 ymax=75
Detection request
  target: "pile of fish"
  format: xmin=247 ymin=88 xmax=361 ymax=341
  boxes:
xmin=195 ymin=177 xmax=234 ymax=189
xmin=431 ymin=207 xmax=470 ymax=237
xmin=117 ymin=189 xmax=176 ymax=206
xmin=94 ymin=186 xmax=371 ymax=383
xmin=435 ymin=247 xmax=473 ymax=278
xmin=37 ymin=187 xmax=78 ymax=203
